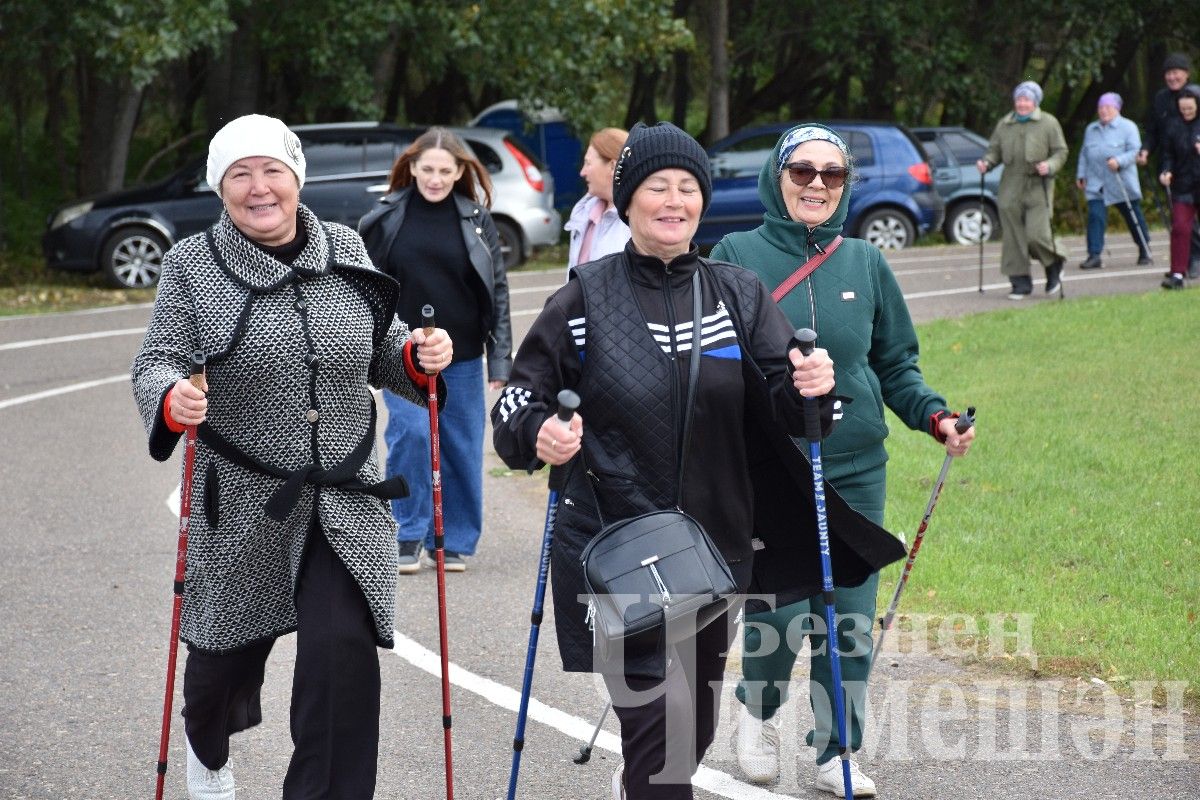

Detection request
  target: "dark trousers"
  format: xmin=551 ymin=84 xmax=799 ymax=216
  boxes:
xmin=604 ymin=612 xmax=735 ymax=800
xmin=1169 ymin=196 xmax=1200 ymax=274
xmin=183 ymin=525 xmax=381 ymax=799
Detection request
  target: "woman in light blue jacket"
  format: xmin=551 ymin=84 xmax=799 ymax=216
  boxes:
xmin=1075 ymin=92 xmax=1152 ymax=269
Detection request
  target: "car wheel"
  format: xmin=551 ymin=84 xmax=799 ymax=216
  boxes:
xmin=858 ymin=209 xmax=916 ymax=250
xmin=494 ymin=219 xmax=524 ymax=269
xmin=944 ymin=202 xmax=999 ymax=245
xmin=101 ymin=227 xmax=167 ymax=289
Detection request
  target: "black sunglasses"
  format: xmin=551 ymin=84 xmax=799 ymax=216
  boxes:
xmin=784 ymin=162 xmax=850 ymax=189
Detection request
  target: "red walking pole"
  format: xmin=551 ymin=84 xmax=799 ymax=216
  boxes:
xmin=422 ymin=305 xmax=455 ymax=800
xmin=870 ymin=406 xmax=975 ymax=674
xmin=154 ymin=352 xmax=206 ymax=799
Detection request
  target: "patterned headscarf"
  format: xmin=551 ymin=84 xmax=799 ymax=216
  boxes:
xmin=775 ymin=126 xmax=851 ymax=175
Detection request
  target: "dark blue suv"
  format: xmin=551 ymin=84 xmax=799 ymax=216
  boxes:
xmin=698 ymin=121 xmax=944 ymax=249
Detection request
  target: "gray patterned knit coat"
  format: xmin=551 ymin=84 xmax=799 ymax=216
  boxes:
xmin=132 ymin=205 xmax=430 ymax=653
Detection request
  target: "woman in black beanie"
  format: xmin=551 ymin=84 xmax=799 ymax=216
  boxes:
xmin=492 ymin=122 xmax=903 ymax=799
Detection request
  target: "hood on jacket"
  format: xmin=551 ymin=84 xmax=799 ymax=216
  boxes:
xmin=756 ymin=122 xmax=851 ymax=252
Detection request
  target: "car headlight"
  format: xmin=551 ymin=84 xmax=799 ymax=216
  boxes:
xmin=50 ymin=201 xmax=94 ymax=230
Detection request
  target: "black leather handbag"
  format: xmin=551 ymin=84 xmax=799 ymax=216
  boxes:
xmin=579 ymin=271 xmax=737 ymax=655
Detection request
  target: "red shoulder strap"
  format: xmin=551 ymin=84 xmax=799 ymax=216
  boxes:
xmin=771 ymin=235 xmax=844 ymax=303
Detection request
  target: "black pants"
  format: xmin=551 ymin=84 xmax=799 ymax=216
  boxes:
xmin=603 ymin=612 xmax=736 ymax=800
xmin=182 ymin=524 xmax=381 ymax=799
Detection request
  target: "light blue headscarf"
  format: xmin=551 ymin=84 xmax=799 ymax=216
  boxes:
xmin=775 ymin=126 xmax=851 ymax=174
xmin=1013 ymin=80 xmax=1043 ymax=105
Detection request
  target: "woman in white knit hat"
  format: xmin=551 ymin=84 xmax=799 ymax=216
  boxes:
xmin=132 ymin=113 xmax=453 ymax=799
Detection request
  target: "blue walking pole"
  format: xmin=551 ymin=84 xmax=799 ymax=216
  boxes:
xmin=507 ymin=389 xmax=581 ymax=800
xmin=793 ymin=328 xmax=856 ymax=800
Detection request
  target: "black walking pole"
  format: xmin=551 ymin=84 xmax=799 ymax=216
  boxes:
xmin=1042 ymin=175 xmax=1065 ymax=300
xmin=977 ymin=172 xmax=986 ymax=293
xmin=507 ymin=389 xmax=581 ymax=800
xmin=573 ymin=701 xmax=612 ymax=764
xmin=154 ymin=353 xmax=206 ymax=800
xmin=792 ymin=328 xmax=855 ymax=800
xmin=1116 ymin=178 xmax=1153 ymax=266
xmin=871 ymin=408 xmax=976 ymax=675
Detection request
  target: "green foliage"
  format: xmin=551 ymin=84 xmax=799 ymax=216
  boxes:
xmin=880 ymin=293 xmax=1199 ymax=699
xmin=457 ymin=0 xmax=693 ymax=134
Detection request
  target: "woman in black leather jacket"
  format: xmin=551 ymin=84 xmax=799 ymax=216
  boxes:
xmin=360 ymin=127 xmax=511 ymax=570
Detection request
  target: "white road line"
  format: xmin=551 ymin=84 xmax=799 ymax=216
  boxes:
xmin=0 ymin=302 xmax=153 ymax=322
xmin=390 ymin=630 xmax=791 ymax=800
xmin=0 ymin=327 xmax=145 ymax=351
xmin=0 ymin=373 xmax=129 ymax=411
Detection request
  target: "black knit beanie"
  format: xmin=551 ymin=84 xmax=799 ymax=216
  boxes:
xmin=1163 ymin=52 xmax=1192 ymax=74
xmin=611 ymin=121 xmax=712 ymax=223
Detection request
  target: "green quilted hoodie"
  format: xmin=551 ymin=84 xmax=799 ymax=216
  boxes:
xmin=710 ymin=123 xmax=949 ymax=484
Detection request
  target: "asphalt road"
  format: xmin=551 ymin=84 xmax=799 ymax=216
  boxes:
xmin=1 ymin=234 xmax=1196 ymax=799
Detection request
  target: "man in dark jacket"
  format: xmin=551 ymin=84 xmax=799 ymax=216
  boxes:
xmin=1140 ymin=52 xmax=1199 ymax=277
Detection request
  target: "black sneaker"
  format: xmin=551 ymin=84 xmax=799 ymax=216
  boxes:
xmin=397 ymin=541 xmax=423 ymax=575
xmin=1079 ymin=255 xmax=1102 ymax=270
xmin=1137 ymin=254 xmax=1153 ymax=266
xmin=1045 ymin=259 xmax=1064 ymax=294
xmin=1162 ymin=273 xmax=1185 ymax=290
xmin=423 ymin=549 xmax=468 ymax=572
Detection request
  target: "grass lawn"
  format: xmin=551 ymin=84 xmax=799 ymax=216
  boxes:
xmin=878 ymin=290 xmax=1199 ymax=704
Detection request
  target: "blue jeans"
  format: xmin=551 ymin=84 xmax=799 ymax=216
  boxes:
xmin=382 ymin=357 xmax=485 ymax=555
xmin=1086 ymin=198 xmax=1150 ymax=257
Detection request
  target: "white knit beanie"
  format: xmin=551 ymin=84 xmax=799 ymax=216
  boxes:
xmin=206 ymin=114 xmax=306 ymax=197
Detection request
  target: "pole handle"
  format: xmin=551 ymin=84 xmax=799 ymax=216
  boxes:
xmin=188 ymin=351 xmax=207 ymax=393
xmin=955 ymin=406 xmax=976 ymax=434
xmin=421 ymin=305 xmax=437 ymax=376
xmin=789 ymin=328 xmax=822 ymax=441
xmin=555 ymin=389 xmax=580 ymax=426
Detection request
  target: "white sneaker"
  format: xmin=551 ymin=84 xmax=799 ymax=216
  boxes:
xmin=733 ymin=705 xmax=780 ymax=784
xmin=813 ymin=756 xmax=876 ymax=798
xmin=186 ymin=738 xmax=235 ymax=800
xmin=611 ymin=761 xmax=625 ymax=800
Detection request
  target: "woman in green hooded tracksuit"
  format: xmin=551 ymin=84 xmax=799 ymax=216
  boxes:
xmin=710 ymin=124 xmax=976 ymax=797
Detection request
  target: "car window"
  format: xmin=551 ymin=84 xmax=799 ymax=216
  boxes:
xmin=711 ymin=132 xmax=779 ymax=178
xmin=838 ymin=130 xmax=874 ymax=168
xmin=943 ymin=132 xmax=986 ymax=164
xmin=466 ymin=139 xmax=503 ymax=174
xmin=364 ymin=133 xmax=410 ymax=173
xmin=921 ymin=136 xmax=950 ymax=168
xmin=302 ymin=139 xmax=369 ymax=178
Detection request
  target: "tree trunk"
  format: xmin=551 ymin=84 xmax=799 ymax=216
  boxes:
xmin=42 ymin=49 xmax=70 ymax=194
xmin=671 ymin=0 xmax=692 ymax=128
xmin=76 ymin=62 xmax=145 ymax=194
xmin=624 ymin=63 xmax=661 ymax=129
xmin=705 ymin=0 xmax=729 ymax=144
xmin=372 ymin=26 xmax=402 ymax=118
xmin=206 ymin=20 xmax=262 ymax=133
xmin=384 ymin=48 xmax=408 ymax=122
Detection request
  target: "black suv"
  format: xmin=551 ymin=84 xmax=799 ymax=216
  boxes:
xmin=42 ymin=123 xmax=559 ymax=288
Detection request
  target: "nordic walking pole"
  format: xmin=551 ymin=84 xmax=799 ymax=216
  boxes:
xmin=507 ymin=389 xmax=581 ymax=799
xmin=977 ymin=171 xmax=986 ymax=293
xmin=154 ymin=352 xmax=206 ymax=800
xmin=423 ymin=305 xmax=455 ymax=800
xmin=792 ymin=328 xmax=855 ymax=800
xmin=1116 ymin=177 xmax=1153 ymax=266
xmin=573 ymin=701 xmax=612 ymax=764
xmin=870 ymin=407 xmax=976 ymax=675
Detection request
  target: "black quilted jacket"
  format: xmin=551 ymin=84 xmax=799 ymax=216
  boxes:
xmin=491 ymin=243 xmax=903 ymax=674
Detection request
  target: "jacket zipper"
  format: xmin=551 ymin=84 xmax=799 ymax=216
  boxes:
xmin=661 ymin=264 xmax=683 ymax=496
xmin=804 ymin=228 xmax=820 ymax=332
